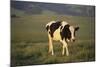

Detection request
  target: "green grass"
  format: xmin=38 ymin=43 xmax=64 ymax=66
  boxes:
xmin=11 ymin=14 xmax=95 ymax=66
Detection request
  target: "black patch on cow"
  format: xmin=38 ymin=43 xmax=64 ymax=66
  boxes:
xmin=50 ymin=21 xmax=62 ymax=37
xmin=60 ymin=24 xmax=71 ymax=40
xmin=46 ymin=25 xmax=49 ymax=31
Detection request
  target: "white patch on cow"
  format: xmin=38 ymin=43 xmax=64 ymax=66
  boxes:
xmin=62 ymin=21 xmax=68 ymax=26
xmin=53 ymin=26 xmax=62 ymax=41
xmin=61 ymin=21 xmax=68 ymax=30
xmin=69 ymin=26 xmax=75 ymax=41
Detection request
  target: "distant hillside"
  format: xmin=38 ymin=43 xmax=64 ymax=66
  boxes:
xmin=11 ymin=1 xmax=95 ymax=16
xmin=11 ymin=8 xmax=26 ymax=16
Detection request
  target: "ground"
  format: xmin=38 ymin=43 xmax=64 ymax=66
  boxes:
xmin=11 ymin=15 xmax=95 ymax=66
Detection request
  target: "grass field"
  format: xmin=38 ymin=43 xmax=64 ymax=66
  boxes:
xmin=11 ymin=14 xmax=95 ymax=66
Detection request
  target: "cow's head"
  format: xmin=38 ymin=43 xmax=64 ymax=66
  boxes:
xmin=69 ymin=26 xmax=79 ymax=42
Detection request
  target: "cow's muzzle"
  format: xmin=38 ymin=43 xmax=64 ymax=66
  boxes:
xmin=71 ymin=39 xmax=75 ymax=42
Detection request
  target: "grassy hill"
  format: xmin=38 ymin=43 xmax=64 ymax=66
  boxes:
xmin=11 ymin=8 xmax=27 ymax=17
xmin=11 ymin=1 xmax=95 ymax=16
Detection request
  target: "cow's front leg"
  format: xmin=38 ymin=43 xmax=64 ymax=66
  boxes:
xmin=64 ymin=42 xmax=69 ymax=56
xmin=60 ymin=40 xmax=65 ymax=55
xmin=60 ymin=40 xmax=69 ymax=56
xmin=65 ymin=44 xmax=69 ymax=56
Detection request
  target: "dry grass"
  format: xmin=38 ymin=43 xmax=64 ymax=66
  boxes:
xmin=11 ymin=15 xmax=95 ymax=67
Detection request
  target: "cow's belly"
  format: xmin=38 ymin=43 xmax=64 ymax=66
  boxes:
xmin=53 ymin=28 xmax=61 ymax=41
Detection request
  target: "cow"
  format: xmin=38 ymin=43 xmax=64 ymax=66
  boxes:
xmin=46 ymin=20 xmax=79 ymax=56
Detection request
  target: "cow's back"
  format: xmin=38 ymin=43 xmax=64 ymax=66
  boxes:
xmin=46 ymin=21 xmax=69 ymax=41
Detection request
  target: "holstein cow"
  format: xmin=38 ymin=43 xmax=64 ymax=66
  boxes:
xmin=46 ymin=20 xmax=79 ymax=56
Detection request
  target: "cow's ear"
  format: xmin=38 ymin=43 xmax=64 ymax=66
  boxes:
xmin=75 ymin=26 xmax=79 ymax=31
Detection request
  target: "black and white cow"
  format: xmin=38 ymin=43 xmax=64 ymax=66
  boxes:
xmin=46 ymin=20 xmax=79 ymax=56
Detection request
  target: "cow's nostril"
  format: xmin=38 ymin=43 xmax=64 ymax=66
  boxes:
xmin=73 ymin=39 xmax=75 ymax=42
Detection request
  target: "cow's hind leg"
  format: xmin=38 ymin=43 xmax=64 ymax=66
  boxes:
xmin=48 ymin=34 xmax=54 ymax=55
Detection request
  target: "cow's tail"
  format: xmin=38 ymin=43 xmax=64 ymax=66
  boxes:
xmin=46 ymin=25 xmax=49 ymax=31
